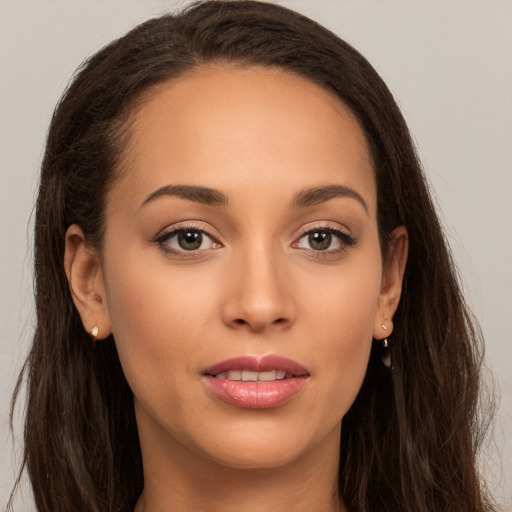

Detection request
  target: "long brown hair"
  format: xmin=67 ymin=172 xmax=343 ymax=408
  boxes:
xmin=10 ymin=1 xmax=495 ymax=510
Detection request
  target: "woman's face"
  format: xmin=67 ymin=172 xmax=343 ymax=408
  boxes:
xmin=95 ymin=65 xmax=399 ymax=469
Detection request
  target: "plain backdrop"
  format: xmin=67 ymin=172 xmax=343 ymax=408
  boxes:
xmin=1 ymin=1 xmax=511 ymax=510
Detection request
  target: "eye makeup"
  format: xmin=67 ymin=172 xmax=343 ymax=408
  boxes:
xmin=154 ymin=221 xmax=222 ymax=257
xmin=153 ymin=218 xmax=357 ymax=262
xmin=292 ymin=221 xmax=357 ymax=260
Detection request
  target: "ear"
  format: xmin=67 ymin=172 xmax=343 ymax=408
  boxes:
xmin=64 ymin=224 xmax=112 ymax=340
xmin=373 ymin=226 xmax=408 ymax=340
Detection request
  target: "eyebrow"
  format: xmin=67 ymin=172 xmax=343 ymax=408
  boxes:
xmin=291 ymin=185 xmax=368 ymax=213
xmin=140 ymin=184 xmax=229 ymax=209
xmin=140 ymin=183 xmax=368 ymax=213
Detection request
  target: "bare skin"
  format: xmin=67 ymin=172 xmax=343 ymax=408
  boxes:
xmin=64 ymin=64 xmax=408 ymax=512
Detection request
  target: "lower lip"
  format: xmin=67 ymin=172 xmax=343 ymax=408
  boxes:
xmin=203 ymin=376 xmax=308 ymax=409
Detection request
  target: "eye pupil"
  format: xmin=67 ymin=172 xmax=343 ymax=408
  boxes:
xmin=309 ymin=231 xmax=331 ymax=250
xmin=178 ymin=230 xmax=202 ymax=250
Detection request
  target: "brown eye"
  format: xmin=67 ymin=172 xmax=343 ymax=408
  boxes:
xmin=308 ymin=231 xmax=332 ymax=251
xmin=157 ymin=227 xmax=219 ymax=253
xmin=177 ymin=230 xmax=203 ymax=250
xmin=293 ymin=226 xmax=355 ymax=253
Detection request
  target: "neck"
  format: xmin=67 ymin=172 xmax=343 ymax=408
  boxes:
xmin=134 ymin=420 xmax=345 ymax=512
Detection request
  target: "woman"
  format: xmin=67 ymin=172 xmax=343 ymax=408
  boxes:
xmin=9 ymin=1 xmax=495 ymax=511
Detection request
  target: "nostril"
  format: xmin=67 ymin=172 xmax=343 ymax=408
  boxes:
xmin=232 ymin=317 xmax=287 ymax=330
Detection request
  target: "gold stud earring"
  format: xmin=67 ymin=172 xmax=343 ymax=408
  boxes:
xmin=90 ymin=326 xmax=99 ymax=338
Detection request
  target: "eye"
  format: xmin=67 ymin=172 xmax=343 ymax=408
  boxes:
xmin=293 ymin=227 xmax=356 ymax=253
xmin=300 ymin=231 xmax=339 ymax=251
xmin=156 ymin=227 xmax=220 ymax=253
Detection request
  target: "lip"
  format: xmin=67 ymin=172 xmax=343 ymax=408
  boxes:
xmin=204 ymin=354 xmax=309 ymax=377
xmin=203 ymin=355 xmax=310 ymax=409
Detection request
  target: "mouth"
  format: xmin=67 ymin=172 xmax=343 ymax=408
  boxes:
xmin=203 ymin=355 xmax=310 ymax=409
xmin=213 ymin=369 xmax=291 ymax=381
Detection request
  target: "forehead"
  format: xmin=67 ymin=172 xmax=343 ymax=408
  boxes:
xmin=112 ymin=64 xmax=376 ymax=214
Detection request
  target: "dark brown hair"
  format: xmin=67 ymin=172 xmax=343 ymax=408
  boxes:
xmin=10 ymin=1 xmax=495 ymax=511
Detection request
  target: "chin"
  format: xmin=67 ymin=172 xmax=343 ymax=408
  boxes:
xmin=203 ymin=440 xmax=309 ymax=470
xmin=188 ymin=417 xmax=337 ymax=471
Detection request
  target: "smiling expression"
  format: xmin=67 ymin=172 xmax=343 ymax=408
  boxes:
xmin=91 ymin=64 xmax=396 ymax=469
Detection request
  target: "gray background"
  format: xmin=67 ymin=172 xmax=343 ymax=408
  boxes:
xmin=1 ymin=1 xmax=511 ymax=510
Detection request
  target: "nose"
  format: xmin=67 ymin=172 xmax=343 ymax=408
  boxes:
xmin=221 ymin=244 xmax=296 ymax=333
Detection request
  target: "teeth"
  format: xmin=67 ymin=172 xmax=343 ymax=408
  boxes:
xmin=258 ymin=370 xmax=277 ymax=381
xmin=215 ymin=369 xmax=289 ymax=381
xmin=241 ymin=370 xmax=258 ymax=381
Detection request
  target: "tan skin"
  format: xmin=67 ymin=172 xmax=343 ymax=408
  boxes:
xmin=64 ymin=65 xmax=408 ymax=512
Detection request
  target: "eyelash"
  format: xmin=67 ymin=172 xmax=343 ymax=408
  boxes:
xmin=154 ymin=223 xmax=221 ymax=257
xmin=293 ymin=224 xmax=357 ymax=258
xmin=154 ymin=222 xmax=357 ymax=257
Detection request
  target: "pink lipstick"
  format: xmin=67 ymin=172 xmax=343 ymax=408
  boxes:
xmin=203 ymin=355 xmax=309 ymax=409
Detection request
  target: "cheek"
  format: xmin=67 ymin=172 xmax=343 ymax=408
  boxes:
xmin=297 ymin=254 xmax=381 ymax=410
xmin=300 ymin=253 xmax=381 ymax=345
xmin=103 ymin=252 xmax=212 ymax=397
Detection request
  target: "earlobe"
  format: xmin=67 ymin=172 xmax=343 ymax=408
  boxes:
xmin=373 ymin=226 xmax=408 ymax=340
xmin=64 ymin=224 xmax=112 ymax=340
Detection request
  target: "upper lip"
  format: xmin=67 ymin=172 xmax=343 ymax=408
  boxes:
xmin=204 ymin=354 xmax=309 ymax=377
